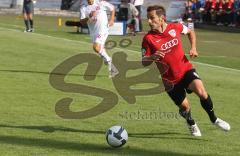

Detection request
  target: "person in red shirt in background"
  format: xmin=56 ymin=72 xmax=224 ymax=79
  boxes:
xmin=142 ymin=5 xmax=231 ymax=136
xmin=220 ymin=0 xmax=228 ymax=24
xmin=236 ymin=0 xmax=240 ymax=26
xmin=225 ymin=0 xmax=235 ymax=26
xmin=220 ymin=0 xmax=234 ymax=25
xmin=214 ymin=0 xmax=225 ymax=25
xmin=203 ymin=0 xmax=213 ymax=23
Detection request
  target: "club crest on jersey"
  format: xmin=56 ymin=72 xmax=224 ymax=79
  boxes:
xmin=168 ymin=29 xmax=176 ymax=37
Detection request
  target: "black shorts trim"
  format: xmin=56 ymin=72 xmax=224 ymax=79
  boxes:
xmin=167 ymin=69 xmax=201 ymax=106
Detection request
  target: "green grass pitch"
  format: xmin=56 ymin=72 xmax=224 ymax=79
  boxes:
xmin=0 ymin=14 xmax=240 ymax=155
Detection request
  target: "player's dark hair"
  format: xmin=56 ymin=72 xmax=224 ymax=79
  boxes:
xmin=147 ymin=5 xmax=166 ymax=17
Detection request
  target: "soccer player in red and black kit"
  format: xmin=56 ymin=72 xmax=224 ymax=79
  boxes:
xmin=142 ymin=5 xmax=230 ymax=136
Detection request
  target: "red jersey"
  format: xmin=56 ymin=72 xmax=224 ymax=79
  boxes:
xmin=142 ymin=23 xmax=193 ymax=85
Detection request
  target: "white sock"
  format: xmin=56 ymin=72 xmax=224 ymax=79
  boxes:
xmin=99 ymin=47 xmax=111 ymax=63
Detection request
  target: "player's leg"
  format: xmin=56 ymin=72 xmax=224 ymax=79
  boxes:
xmin=23 ymin=10 xmax=30 ymax=32
xmin=93 ymin=34 xmax=118 ymax=78
xmin=92 ymin=33 xmax=110 ymax=61
xmin=28 ymin=2 xmax=34 ymax=31
xmin=188 ymin=79 xmax=217 ymax=122
xmin=179 ymin=98 xmax=195 ymax=125
xmin=179 ymin=98 xmax=202 ymax=136
xmin=28 ymin=13 xmax=34 ymax=31
xmin=93 ymin=43 xmax=111 ymax=63
xmin=93 ymin=43 xmax=118 ymax=78
xmin=167 ymin=83 xmax=201 ymax=136
xmin=102 ymin=33 xmax=119 ymax=77
xmin=187 ymin=72 xmax=230 ymax=131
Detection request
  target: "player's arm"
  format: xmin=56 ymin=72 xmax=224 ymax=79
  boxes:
xmin=142 ymin=38 xmax=158 ymax=66
xmin=80 ymin=11 xmax=97 ymax=23
xmin=103 ymin=1 xmax=115 ymax=27
xmin=80 ymin=18 xmax=89 ymax=25
xmin=80 ymin=11 xmax=97 ymax=24
xmin=142 ymin=50 xmax=165 ymax=66
xmin=79 ymin=6 xmax=92 ymax=25
xmin=142 ymin=55 xmax=157 ymax=66
xmin=108 ymin=7 xmax=115 ymax=27
xmin=187 ymin=29 xmax=198 ymax=58
xmin=182 ymin=25 xmax=198 ymax=58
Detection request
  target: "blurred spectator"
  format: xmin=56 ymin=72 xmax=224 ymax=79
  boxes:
xmin=183 ymin=0 xmax=240 ymax=27
xmin=198 ymin=0 xmax=206 ymax=23
xmin=225 ymin=0 xmax=234 ymax=26
xmin=130 ymin=0 xmax=144 ymax=32
xmin=203 ymin=0 xmax=213 ymax=23
xmin=192 ymin=0 xmax=204 ymax=22
xmin=237 ymin=0 xmax=240 ymax=26
xmin=215 ymin=0 xmax=224 ymax=25
xmin=117 ymin=0 xmax=140 ymax=34
xmin=184 ymin=0 xmax=193 ymax=20
xmin=234 ymin=0 xmax=240 ymax=26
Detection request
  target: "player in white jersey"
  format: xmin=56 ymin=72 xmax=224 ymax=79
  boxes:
xmin=80 ymin=0 xmax=119 ymax=78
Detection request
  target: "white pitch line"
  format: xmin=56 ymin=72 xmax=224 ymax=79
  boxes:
xmin=117 ymin=48 xmax=240 ymax=72
xmin=191 ymin=61 xmax=240 ymax=72
xmin=1 ymin=26 xmax=240 ymax=73
xmin=0 ymin=23 xmax=24 ymax=29
xmin=132 ymin=44 xmax=227 ymax=58
xmin=0 ymin=26 xmax=25 ymax=33
xmin=185 ymin=53 xmax=227 ymax=58
xmin=201 ymin=40 xmax=218 ymax=43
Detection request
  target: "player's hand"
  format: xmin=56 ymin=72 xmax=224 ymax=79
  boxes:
xmin=189 ymin=48 xmax=198 ymax=58
xmin=152 ymin=50 xmax=165 ymax=60
xmin=89 ymin=11 xmax=97 ymax=22
xmin=89 ymin=11 xmax=97 ymax=18
xmin=108 ymin=20 xmax=114 ymax=27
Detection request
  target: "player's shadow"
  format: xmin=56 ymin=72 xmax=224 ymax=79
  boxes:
xmin=67 ymin=31 xmax=80 ymax=34
xmin=128 ymin=132 xmax=208 ymax=141
xmin=0 ymin=124 xmax=104 ymax=133
xmin=0 ymin=69 xmax=107 ymax=77
xmin=0 ymin=124 xmax=209 ymax=155
xmin=0 ymin=124 xmax=207 ymax=141
xmin=0 ymin=134 xmax=207 ymax=156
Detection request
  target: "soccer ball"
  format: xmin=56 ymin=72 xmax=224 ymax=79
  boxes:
xmin=106 ymin=125 xmax=128 ymax=148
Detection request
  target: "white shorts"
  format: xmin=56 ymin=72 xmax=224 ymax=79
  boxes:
xmin=91 ymin=32 xmax=109 ymax=45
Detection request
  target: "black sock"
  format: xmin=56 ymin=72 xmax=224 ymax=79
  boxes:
xmin=24 ymin=20 xmax=29 ymax=30
xmin=29 ymin=19 xmax=33 ymax=29
xmin=179 ymin=109 xmax=195 ymax=126
xmin=200 ymin=94 xmax=217 ymax=123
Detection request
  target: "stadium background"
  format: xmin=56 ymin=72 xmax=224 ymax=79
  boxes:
xmin=0 ymin=0 xmax=186 ymax=21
